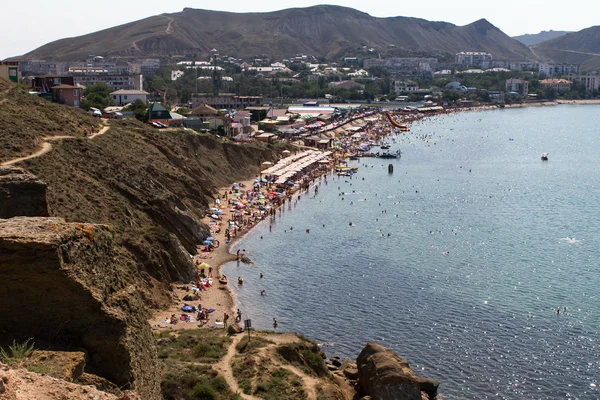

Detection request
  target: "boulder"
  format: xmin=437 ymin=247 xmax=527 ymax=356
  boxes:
xmin=22 ymin=351 xmax=86 ymax=381
xmin=0 ymin=167 xmax=49 ymax=218
xmin=0 ymin=217 xmax=161 ymax=399
xmin=357 ymin=342 xmax=439 ymax=400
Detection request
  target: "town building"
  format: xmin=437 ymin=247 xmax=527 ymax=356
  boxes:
xmin=0 ymin=61 xmax=20 ymax=83
xmin=128 ymin=59 xmax=161 ymax=76
xmin=190 ymin=93 xmax=263 ymax=110
xmin=569 ymin=73 xmax=600 ymax=91
xmin=505 ymin=78 xmax=529 ymax=96
xmin=363 ymin=58 xmax=438 ymax=76
xmin=455 ymin=52 xmax=493 ymax=68
xmin=69 ymin=68 xmax=143 ymax=91
xmin=394 ymin=80 xmax=419 ymax=94
xmin=50 ymin=84 xmax=81 ymax=107
xmin=110 ymin=89 xmax=149 ymax=105
xmin=538 ymin=63 xmax=580 ymax=77
xmin=328 ymin=80 xmax=365 ymax=90
xmin=29 ymin=75 xmax=75 ymax=93
xmin=540 ymin=78 xmax=572 ymax=92
xmin=19 ymin=60 xmax=70 ymax=75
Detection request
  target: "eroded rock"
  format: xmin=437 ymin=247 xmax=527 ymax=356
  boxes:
xmin=0 ymin=167 xmax=49 ymax=218
xmin=357 ymin=342 xmax=439 ymax=400
xmin=0 ymin=217 xmax=160 ymax=399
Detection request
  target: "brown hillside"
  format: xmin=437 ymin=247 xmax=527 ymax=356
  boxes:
xmin=534 ymin=26 xmax=600 ymax=72
xmin=18 ymin=5 xmax=534 ymax=61
xmin=1 ymin=87 xmax=280 ymax=307
xmin=0 ymin=84 xmax=100 ymax=162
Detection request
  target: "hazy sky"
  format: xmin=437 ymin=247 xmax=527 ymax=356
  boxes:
xmin=2 ymin=0 xmax=598 ymax=60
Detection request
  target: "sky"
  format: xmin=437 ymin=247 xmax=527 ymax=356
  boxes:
xmin=2 ymin=0 xmax=598 ymax=60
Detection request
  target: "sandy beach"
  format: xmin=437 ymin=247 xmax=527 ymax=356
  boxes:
xmin=149 ymin=100 xmax=600 ymax=333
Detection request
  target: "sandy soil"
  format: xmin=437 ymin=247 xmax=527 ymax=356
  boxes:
xmin=149 ymin=177 xmax=258 ymax=331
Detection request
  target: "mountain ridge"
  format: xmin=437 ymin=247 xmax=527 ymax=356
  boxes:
xmin=533 ymin=26 xmax=600 ymax=71
xmin=17 ymin=5 xmax=534 ymax=62
xmin=513 ymin=30 xmax=572 ymax=46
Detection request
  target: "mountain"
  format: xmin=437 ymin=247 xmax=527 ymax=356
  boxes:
xmin=533 ymin=26 xmax=600 ymax=71
xmin=513 ymin=30 xmax=571 ymax=46
xmin=18 ymin=6 xmax=534 ymax=61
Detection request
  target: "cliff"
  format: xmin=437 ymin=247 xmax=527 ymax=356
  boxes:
xmin=0 ymin=217 xmax=160 ymax=399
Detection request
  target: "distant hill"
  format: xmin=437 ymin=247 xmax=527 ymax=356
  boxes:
xmin=513 ymin=30 xmax=571 ymax=46
xmin=533 ymin=26 xmax=600 ymax=72
xmin=17 ymin=5 xmax=534 ymax=61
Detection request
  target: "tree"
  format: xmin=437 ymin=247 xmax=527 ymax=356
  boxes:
xmin=81 ymin=83 xmax=114 ymax=110
xmin=128 ymin=99 xmax=148 ymax=122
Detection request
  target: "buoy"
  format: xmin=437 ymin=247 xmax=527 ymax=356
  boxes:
xmin=388 ymin=164 xmax=394 ymax=173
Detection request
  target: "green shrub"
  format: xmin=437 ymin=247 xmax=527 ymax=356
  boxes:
xmin=189 ymin=383 xmax=216 ymax=400
xmin=0 ymin=339 xmax=35 ymax=362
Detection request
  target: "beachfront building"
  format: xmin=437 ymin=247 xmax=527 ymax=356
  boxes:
xmin=505 ymin=78 xmax=529 ymax=96
xmin=540 ymin=78 xmax=572 ymax=93
xmin=190 ymin=93 xmax=263 ymax=110
xmin=456 ymin=52 xmax=493 ymax=68
xmin=569 ymin=73 xmax=600 ymax=92
xmin=538 ymin=63 xmax=580 ymax=78
xmin=394 ymin=80 xmax=420 ymax=94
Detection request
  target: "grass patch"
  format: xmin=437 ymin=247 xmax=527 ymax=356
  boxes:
xmin=156 ymin=330 xmax=230 ymax=363
xmin=254 ymin=367 xmax=305 ymax=400
xmin=235 ymin=336 xmax=273 ymax=354
xmin=161 ymin=364 xmax=240 ymax=400
xmin=0 ymin=339 xmax=35 ymax=364
xmin=231 ymin=355 xmax=258 ymax=394
xmin=276 ymin=342 xmax=328 ymax=377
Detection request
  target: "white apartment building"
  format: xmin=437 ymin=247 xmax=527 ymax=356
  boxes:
xmin=455 ymin=52 xmax=493 ymax=68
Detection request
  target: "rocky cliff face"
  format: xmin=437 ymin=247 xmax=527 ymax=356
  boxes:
xmin=0 ymin=362 xmax=140 ymax=400
xmin=0 ymin=217 xmax=160 ymax=399
xmin=357 ymin=342 xmax=439 ymax=400
xmin=0 ymin=167 xmax=49 ymax=218
xmin=22 ymin=123 xmax=279 ymax=305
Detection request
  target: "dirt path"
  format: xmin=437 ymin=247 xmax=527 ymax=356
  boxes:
xmin=1 ymin=123 xmax=110 ymax=167
xmin=214 ymin=332 xmax=322 ymax=400
xmin=214 ymin=333 xmax=261 ymax=400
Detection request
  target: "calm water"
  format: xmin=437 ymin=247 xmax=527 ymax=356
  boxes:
xmin=224 ymin=105 xmax=600 ymax=399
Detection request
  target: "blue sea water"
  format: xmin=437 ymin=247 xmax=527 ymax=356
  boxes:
xmin=223 ymin=105 xmax=600 ymax=399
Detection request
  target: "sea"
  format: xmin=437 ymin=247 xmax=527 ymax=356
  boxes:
xmin=223 ymin=105 xmax=600 ymax=399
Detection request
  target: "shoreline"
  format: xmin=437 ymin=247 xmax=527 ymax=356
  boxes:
xmin=150 ymin=100 xmax=600 ymax=332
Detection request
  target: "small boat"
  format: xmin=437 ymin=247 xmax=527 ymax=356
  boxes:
xmin=380 ymin=143 xmax=391 ymax=149
xmin=378 ymin=150 xmax=401 ymax=159
xmin=541 ymin=152 xmax=549 ymax=161
xmin=219 ymin=276 xmax=228 ymax=284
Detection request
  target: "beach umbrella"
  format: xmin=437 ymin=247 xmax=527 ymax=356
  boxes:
xmin=261 ymin=178 xmax=268 ymax=182
xmin=216 ymin=210 xmax=224 ymax=215
xmin=282 ymin=150 xmax=291 ymax=155
xmin=208 ymin=207 xmax=218 ymax=212
xmin=206 ymin=236 xmax=215 ymax=241
xmin=211 ymin=214 xmax=220 ymax=219
xmin=261 ymin=161 xmax=273 ymax=166
xmin=198 ymin=262 xmax=210 ymax=269
xmin=202 ymin=240 xmax=213 ymax=245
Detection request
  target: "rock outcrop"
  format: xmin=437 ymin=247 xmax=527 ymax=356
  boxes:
xmin=0 ymin=362 xmax=141 ymax=400
xmin=0 ymin=217 xmax=160 ymax=400
xmin=0 ymin=167 xmax=49 ymax=218
xmin=357 ymin=343 xmax=439 ymax=400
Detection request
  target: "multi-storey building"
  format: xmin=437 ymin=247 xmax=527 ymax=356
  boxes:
xmin=455 ymin=52 xmax=493 ymax=68
xmin=505 ymin=78 xmax=529 ymax=96
xmin=363 ymin=58 xmax=437 ymax=76
xmin=539 ymin=63 xmax=580 ymax=77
